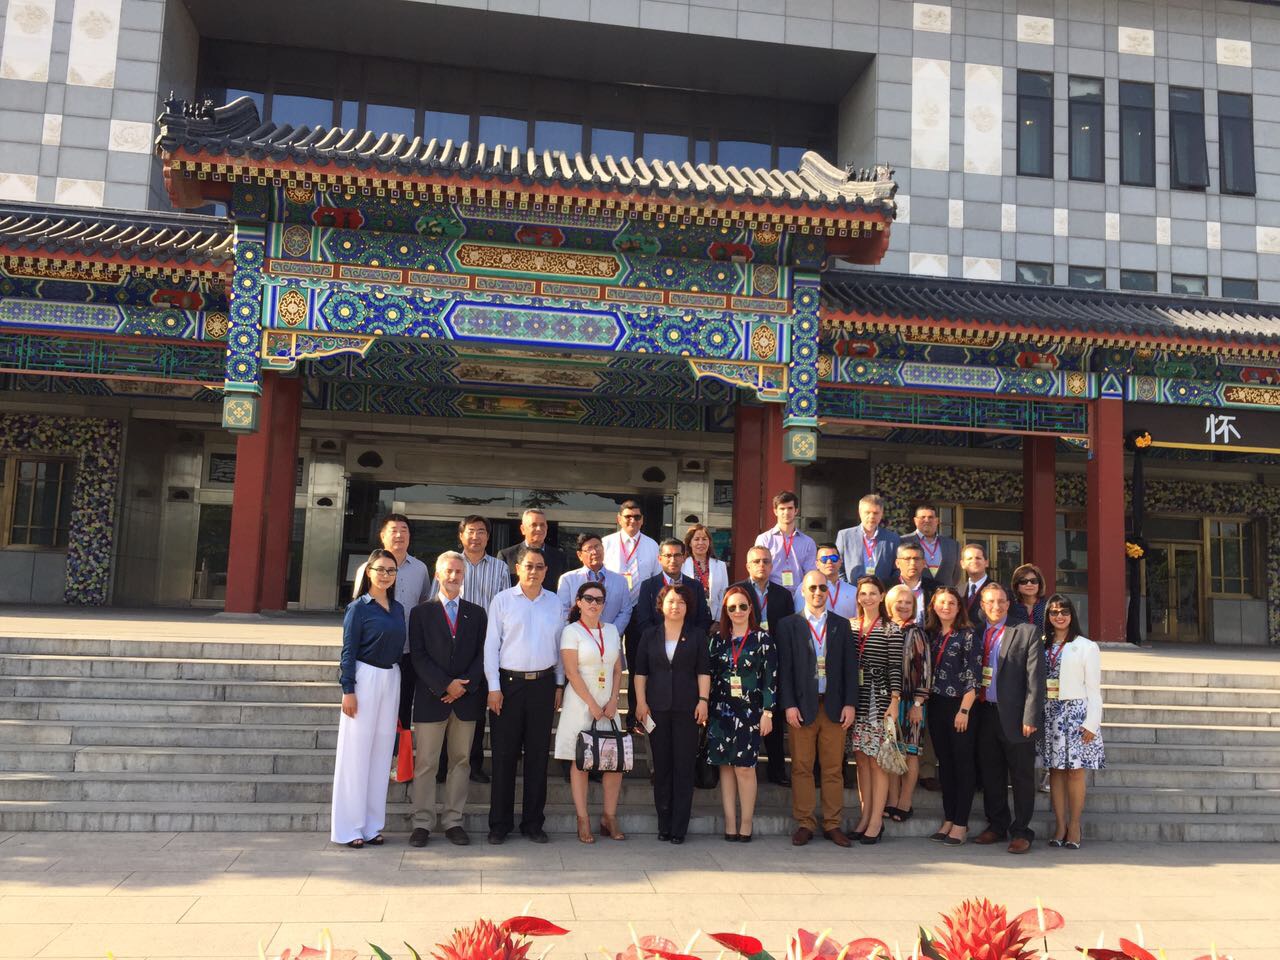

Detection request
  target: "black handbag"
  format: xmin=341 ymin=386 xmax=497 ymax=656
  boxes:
xmin=575 ymin=718 xmax=634 ymax=773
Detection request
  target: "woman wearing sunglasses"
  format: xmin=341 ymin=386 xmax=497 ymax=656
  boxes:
xmin=555 ymin=580 xmax=626 ymax=843
xmin=1038 ymin=594 xmax=1104 ymax=849
xmin=332 ymin=548 xmax=405 ymax=848
xmin=1007 ymin=563 xmax=1048 ymax=630
xmin=706 ymin=585 xmax=777 ymax=842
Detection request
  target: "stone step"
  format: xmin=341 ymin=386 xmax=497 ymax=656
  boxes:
xmin=1089 ymin=763 xmax=1280 ymax=790
xmin=1101 ymin=683 xmax=1280 ymax=709
xmin=1101 ymin=740 xmax=1280 ymax=767
xmin=0 ymin=676 xmax=336 ymax=704
xmin=0 ymin=635 xmax=342 ymax=662
xmin=1099 ymin=669 xmax=1280 ymax=691
xmin=1102 ymin=721 xmax=1280 ymax=746
xmin=0 ymin=799 xmax=1276 ymax=841
xmin=0 ymin=718 xmax=333 ymax=749
xmin=0 ymin=653 xmax=336 ymax=683
xmin=1099 ymin=702 xmax=1279 ymax=728
xmin=0 ymin=697 xmax=337 ymax=725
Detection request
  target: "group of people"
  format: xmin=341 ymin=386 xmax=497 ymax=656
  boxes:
xmin=331 ymin=492 xmax=1105 ymax=853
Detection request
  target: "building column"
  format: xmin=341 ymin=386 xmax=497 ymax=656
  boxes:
xmin=258 ymin=375 xmax=303 ymax=611
xmin=1022 ymin=435 xmax=1058 ymax=592
xmin=731 ymin=402 xmax=795 ymax=578
xmin=225 ymin=372 xmax=300 ymax=614
xmin=1086 ymin=397 xmax=1126 ymax=642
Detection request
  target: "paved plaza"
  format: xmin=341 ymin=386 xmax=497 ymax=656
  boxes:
xmin=0 ymin=831 xmax=1274 ymax=960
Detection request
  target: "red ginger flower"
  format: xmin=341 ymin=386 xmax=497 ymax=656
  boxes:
xmin=928 ymin=899 xmax=1040 ymax=960
xmin=431 ymin=920 xmax=537 ymax=960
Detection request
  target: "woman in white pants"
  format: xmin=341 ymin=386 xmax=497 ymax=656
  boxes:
xmin=331 ymin=548 xmax=406 ymax=848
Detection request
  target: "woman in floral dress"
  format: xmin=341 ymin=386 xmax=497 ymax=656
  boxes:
xmin=706 ymin=585 xmax=777 ymax=842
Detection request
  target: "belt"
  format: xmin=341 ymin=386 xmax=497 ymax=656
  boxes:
xmin=500 ymin=667 xmax=556 ymax=682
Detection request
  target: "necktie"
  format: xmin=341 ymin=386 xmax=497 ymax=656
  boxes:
xmin=968 ymin=583 xmax=976 ymax=600
xmin=446 ymin=600 xmax=458 ymax=636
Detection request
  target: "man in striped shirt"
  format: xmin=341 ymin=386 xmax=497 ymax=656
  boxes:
xmin=429 ymin=514 xmax=509 ymax=784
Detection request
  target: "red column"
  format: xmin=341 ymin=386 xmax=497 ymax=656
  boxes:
xmin=258 ymin=375 xmax=303 ymax=611
xmin=1087 ymin=397 xmax=1127 ymax=643
xmin=225 ymin=373 xmax=300 ymax=614
xmin=1022 ymin=435 xmax=1058 ymax=593
xmin=731 ymin=403 xmax=795 ymax=579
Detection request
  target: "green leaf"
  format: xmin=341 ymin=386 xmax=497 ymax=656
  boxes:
xmin=916 ymin=929 xmax=945 ymax=960
xmin=368 ymin=943 xmax=394 ymax=960
xmin=404 ymin=943 xmax=422 ymax=960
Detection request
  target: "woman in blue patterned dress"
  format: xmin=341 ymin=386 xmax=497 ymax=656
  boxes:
xmin=1038 ymin=594 xmax=1105 ymax=850
xmin=706 ymin=585 xmax=777 ymax=842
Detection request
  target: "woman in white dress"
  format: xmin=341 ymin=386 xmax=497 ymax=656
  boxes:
xmin=682 ymin=523 xmax=729 ymax=618
xmin=554 ymin=579 xmax=625 ymax=843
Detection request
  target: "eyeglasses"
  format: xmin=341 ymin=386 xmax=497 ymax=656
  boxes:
xmin=581 ymin=595 xmax=605 ymax=605
xmin=620 ymin=513 xmax=643 ymax=521
xmin=805 ymin=584 xmax=829 ymax=593
xmin=519 ymin=563 xmax=547 ymax=571
xmin=1047 ymin=608 xmax=1071 ymax=618
xmin=817 ymin=554 xmax=840 ymax=563
xmin=726 ymin=603 xmax=751 ymax=613
xmin=1016 ymin=577 xmax=1041 ymax=586
xmin=369 ymin=566 xmax=398 ymax=576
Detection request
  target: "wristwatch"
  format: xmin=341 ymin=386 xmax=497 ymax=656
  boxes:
xmin=698 ymin=696 xmax=709 ymax=703
xmin=958 ymin=707 xmax=970 ymax=715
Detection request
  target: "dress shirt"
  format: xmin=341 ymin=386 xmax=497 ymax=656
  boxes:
xmin=749 ymin=580 xmax=772 ymax=626
xmin=754 ymin=526 xmax=818 ymax=588
xmin=428 ymin=552 xmax=509 ymax=613
xmin=354 ymin=553 xmax=430 ymax=652
xmin=901 ymin=579 xmax=926 ymax=623
xmin=965 ymin=576 xmax=989 ymax=602
xmin=339 ymin=594 xmax=407 ymax=694
xmin=602 ymin=530 xmax=661 ymax=599
xmin=982 ymin=618 xmax=1007 ymax=703
xmin=484 ymin=585 xmax=566 ymax=689
xmin=805 ymin=609 xmax=829 ymax=694
xmin=795 ymin=577 xmax=859 ymax=620
xmin=557 ymin=566 xmax=635 ymax=633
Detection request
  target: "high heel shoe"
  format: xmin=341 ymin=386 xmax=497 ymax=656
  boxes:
xmin=576 ymin=815 xmax=596 ymax=844
xmin=600 ymin=814 xmax=625 ymax=841
xmin=859 ymin=827 xmax=883 ymax=845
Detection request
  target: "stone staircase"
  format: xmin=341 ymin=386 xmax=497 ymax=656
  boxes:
xmin=0 ymin=630 xmax=1278 ymax=840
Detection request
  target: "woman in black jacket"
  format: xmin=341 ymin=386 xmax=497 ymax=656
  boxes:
xmin=633 ymin=583 xmax=711 ymax=844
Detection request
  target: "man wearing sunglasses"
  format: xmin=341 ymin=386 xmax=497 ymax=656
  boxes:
xmin=794 ymin=544 xmax=859 ymax=621
xmin=602 ymin=500 xmax=661 ymax=602
xmin=776 ymin=570 xmax=858 ymax=846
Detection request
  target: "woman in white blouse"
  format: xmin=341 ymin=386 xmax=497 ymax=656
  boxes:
xmin=1036 ymin=594 xmax=1104 ymax=850
xmin=682 ymin=523 xmax=729 ymax=618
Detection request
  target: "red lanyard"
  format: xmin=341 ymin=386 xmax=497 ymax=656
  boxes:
xmin=781 ymin=529 xmax=796 ymax=562
xmin=933 ymin=629 xmax=953 ymax=669
xmin=920 ymin=536 xmax=941 ymax=566
xmin=581 ymin=623 xmax=605 ymax=659
xmin=619 ymin=536 xmax=639 ymax=569
xmin=829 ymin=581 xmax=841 ymax=608
xmin=1047 ymin=641 xmax=1065 ymax=672
xmin=693 ymin=558 xmax=709 ymax=591
xmin=858 ymin=616 xmax=879 ymax=656
xmin=807 ymin=619 xmax=826 ymax=654
xmin=863 ymin=532 xmax=877 ymax=562
xmin=983 ymin=624 xmax=1006 ymax=663
xmin=731 ymin=631 xmax=751 ymax=670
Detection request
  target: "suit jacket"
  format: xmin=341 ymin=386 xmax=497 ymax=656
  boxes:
xmin=557 ymin=566 xmax=635 ymax=633
xmin=407 ymin=596 xmax=488 ymax=723
xmin=633 ymin=625 xmax=710 ymax=712
xmin=899 ymin=532 xmax=961 ymax=587
xmin=732 ymin=578 xmax=795 ymax=634
xmin=498 ymin=541 xmax=566 ymax=591
xmin=835 ymin=525 xmax=900 ymax=584
xmin=963 ymin=576 xmax=990 ymax=627
xmin=627 ymin=573 xmax=712 ymax=648
xmin=987 ymin=622 xmax=1046 ymax=742
xmin=888 ymin=573 xmax=942 ymax=622
xmin=775 ymin=611 xmax=858 ymax=725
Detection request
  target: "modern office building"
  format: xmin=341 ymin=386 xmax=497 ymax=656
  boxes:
xmin=1 ymin=0 xmax=1279 ymax=646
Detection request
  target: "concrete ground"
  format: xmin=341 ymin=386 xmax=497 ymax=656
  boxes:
xmin=0 ymin=831 xmax=1273 ymax=960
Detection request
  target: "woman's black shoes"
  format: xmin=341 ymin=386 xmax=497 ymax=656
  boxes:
xmin=724 ymin=833 xmax=738 ymax=842
xmin=928 ymin=831 xmax=948 ymax=842
xmin=670 ymin=836 xmax=685 ymax=844
xmin=657 ymin=831 xmax=672 ymax=842
xmin=860 ymin=829 xmax=883 ymax=845
xmin=738 ymin=832 xmax=752 ymax=843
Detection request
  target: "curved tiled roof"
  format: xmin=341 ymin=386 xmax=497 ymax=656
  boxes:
xmin=0 ymin=202 xmax=233 ymax=267
xmin=822 ymin=270 xmax=1280 ymax=348
xmin=156 ymin=97 xmax=898 ymax=215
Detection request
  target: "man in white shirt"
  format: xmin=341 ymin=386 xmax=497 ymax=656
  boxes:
xmin=754 ymin=490 xmax=818 ymax=590
xmin=602 ymin=499 xmax=660 ymax=600
xmin=795 ymin=542 xmax=859 ymax=621
xmin=484 ymin=546 xmax=565 ymax=845
xmin=962 ymin=542 xmax=992 ymax=626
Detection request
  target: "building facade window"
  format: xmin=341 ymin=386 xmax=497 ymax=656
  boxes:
xmin=1119 ymin=82 xmax=1155 ymax=186
xmin=1017 ymin=71 xmax=1054 ymax=178
xmin=1068 ymin=76 xmax=1104 ymax=181
xmin=1120 ymin=269 xmax=1157 ymax=292
xmin=1222 ymin=277 xmax=1258 ymax=300
xmin=1068 ymin=266 xmax=1105 ymax=289
xmin=1016 ymin=262 xmax=1053 ymax=285
xmin=1171 ymin=274 xmax=1207 ymax=296
xmin=1219 ymin=92 xmax=1256 ymax=196
xmin=3 ymin=457 xmax=75 ymax=548
xmin=1169 ymin=87 xmax=1209 ymax=190
xmin=1208 ymin=519 xmax=1255 ymax=596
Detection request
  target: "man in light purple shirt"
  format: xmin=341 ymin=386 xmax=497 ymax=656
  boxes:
xmin=754 ymin=490 xmax=818 ymax=591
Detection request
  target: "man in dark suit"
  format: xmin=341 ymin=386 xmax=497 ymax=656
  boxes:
xmin=776 ymin=570 xmax=858 ymax=846
xmin=961 ymin=542 xmax=992 ymax=627
xmin=498 ymin=508 xmax=566 ymax=590
xmin=407 ymin=551 xmax=487 ymax=847
xmin=900 ymin=501 xmax=961 ymax=587
xmin=888 ymin=542 xmax=941 ymax=625
xmin=733 ymin=545 xmax=796 ymax=786
xmin=625 ymin=538 xmax=711 ymax=722
xmin=972 ymin=582 xmax=1045 ymax=854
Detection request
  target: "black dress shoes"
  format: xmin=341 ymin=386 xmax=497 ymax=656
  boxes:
xmin=669 ymin=836 xmax=685 ymax=844
xmin=768 ymin=772 xmax=792 ymax=787
xmin=445 ymin=826 xmax=470 ymax=846
xmin=470 ymin=769 xmax=491 ymax=784
xmin=522 ymin=828 xmax=549 ymax=844
xmin=657 ymin=831 xmax=672 ymax=842
xmin=409 ymin=828 xmax=430 ymax=847
xmin=487 ymin=830 xmax=508 ymax=845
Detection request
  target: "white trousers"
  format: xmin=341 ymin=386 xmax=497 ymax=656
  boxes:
xmin=330 ymin=661 xmax=400 ymax=843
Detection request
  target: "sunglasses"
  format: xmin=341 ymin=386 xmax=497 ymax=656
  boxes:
xmin=725 ymin=603 xmax=751 ymax=613
xmin=817 ymin=554 xmax=841 ymax=563
xmin=1048 ymin=608 xmax=1071 ymax=617
xmin=805 ymin=584 xmax=829 ymax=592
xmin=1016 ymin=577 xmax=1041 ymax=586
xmin=580 ymin=595 xmax=605 ymax=605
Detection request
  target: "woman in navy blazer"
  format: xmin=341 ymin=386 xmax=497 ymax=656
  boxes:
xmin=633 ymin=583 xmax=711 ymax=844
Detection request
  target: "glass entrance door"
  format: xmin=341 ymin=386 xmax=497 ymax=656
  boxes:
xmin=1146 ymin=543 xmax=1203 ymax=642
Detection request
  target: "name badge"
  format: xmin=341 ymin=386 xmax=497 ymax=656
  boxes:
xmin=1046 ymin=677 xmax=1060 ymax=700
xmin=624 ymin=572 xmax=633 ymax=589
xmin=760 ymin=619 xmax=769 ymax=632
xmin=597 ymin=670 xmax=608 ymax=690
xmin=730 ymin=674 xmax=744 ymax=699
xmin=928 ymin=565 xmax=940 ymax=577
xmin=982 ymin=665 xmax=993 ymax=685
xmin=816 ymin=655 xmax=826 ymax=680
xmin=858 ymin=668 xmax=865 ymax=686
xmin=781 ymin=571 xmax=795 ymax=588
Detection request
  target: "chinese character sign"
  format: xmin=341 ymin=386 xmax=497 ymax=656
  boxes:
xmin=1204 ymin=413 xmax=1242 ymax=445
